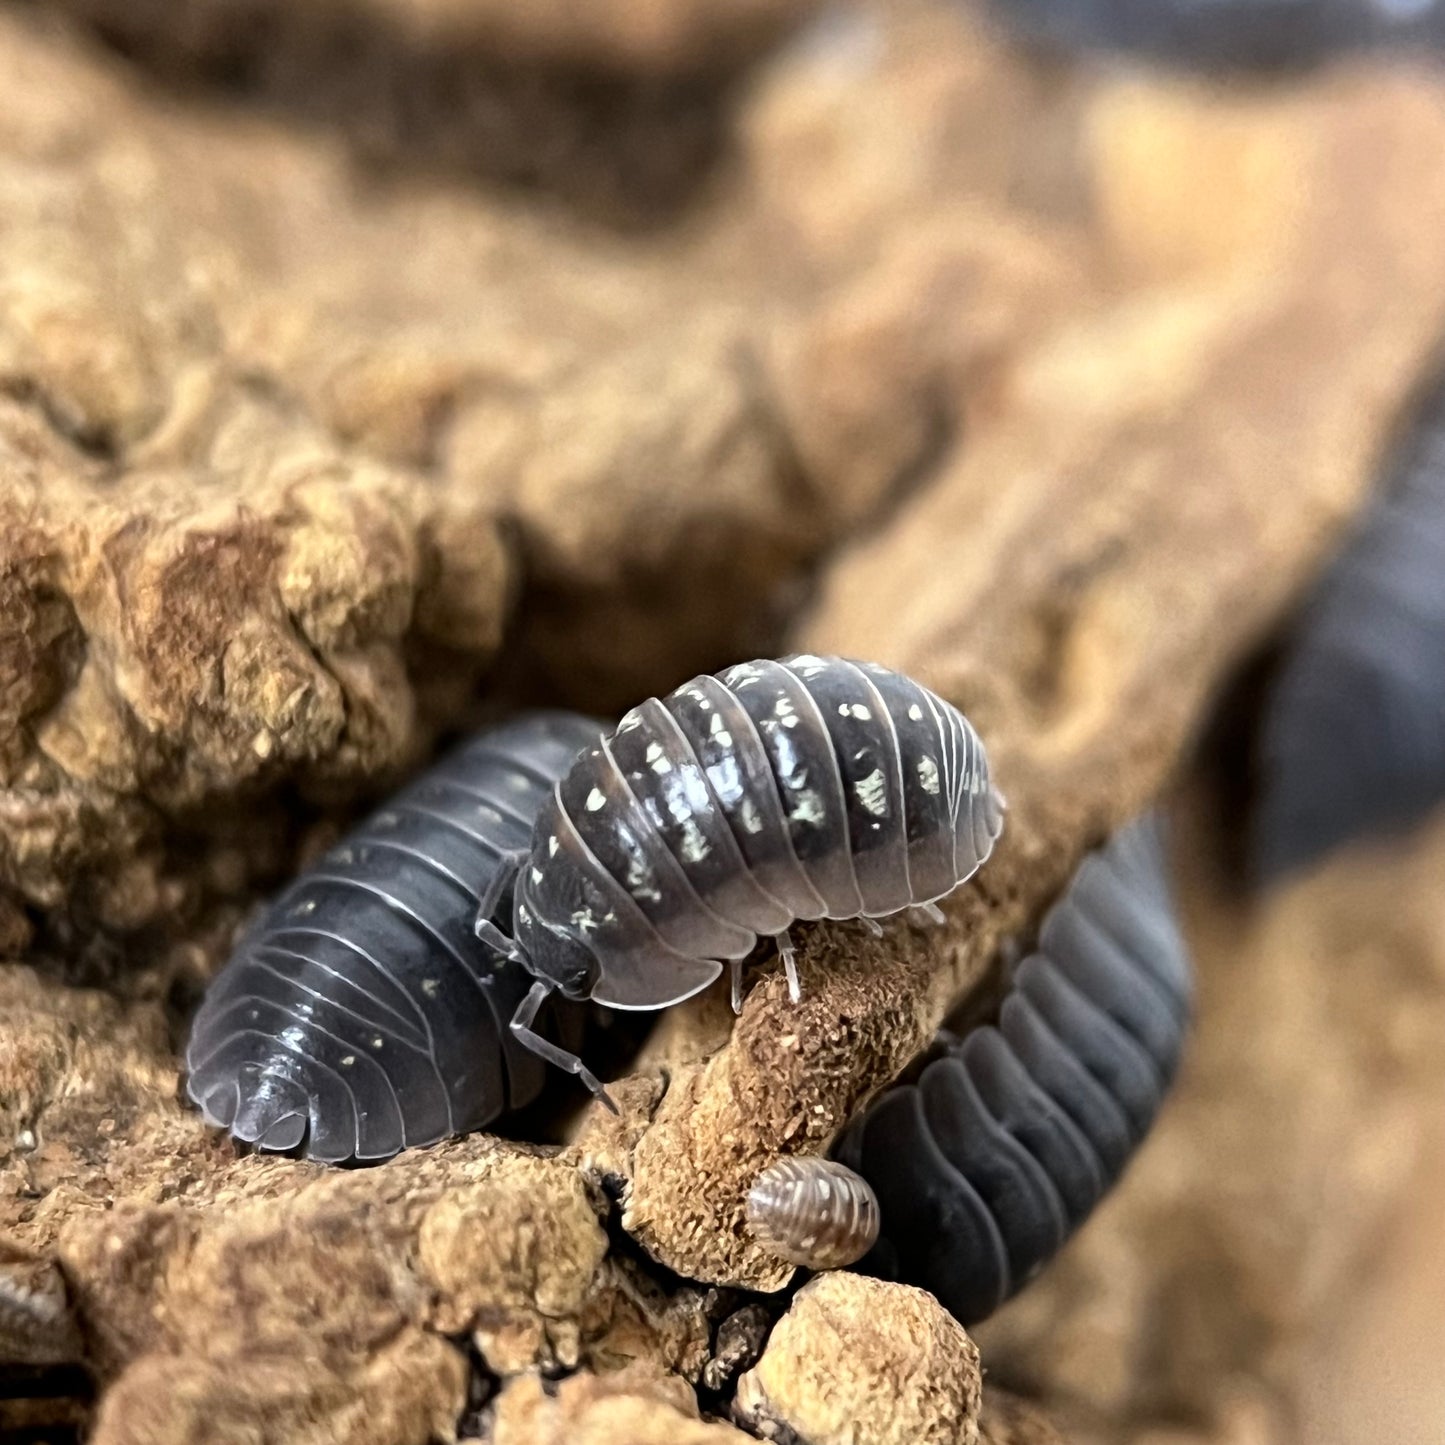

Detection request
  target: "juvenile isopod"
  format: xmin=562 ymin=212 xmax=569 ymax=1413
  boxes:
xmin=833 ymin=813 xmax=1192 ymax=1326
xmin=479 ymin=655 xmax=1005 ymax=1103
xmin=746 ymin=1157 xmax=882 ymax=1270
xmin=185 ymin=711 xmax=603 ymax=1164
xmin=1253 ymin=373 xmax=1445 ymax=881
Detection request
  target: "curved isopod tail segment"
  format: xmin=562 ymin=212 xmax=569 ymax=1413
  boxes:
xmin=494 ymin=655 xmax=1005 ymax=1110
xmin=832 ymin=811 xmax=1192 ymax=1327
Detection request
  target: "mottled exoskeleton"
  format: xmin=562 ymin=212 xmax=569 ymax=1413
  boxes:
xmin=186 ymin=712 xmax=602 ymax=1164
xmin=986 ymin=0 xmax=1445 ymax=71
xmin=833 ymin=814 xmax=1191 ymax=1326
xmin=483 ymin=656 xmax=1004 ymax=1103
xmin=1254 ymin=374 xmax=1445 ymax=881
xmin=746 ymin=1158 xmax=882 ymax=1270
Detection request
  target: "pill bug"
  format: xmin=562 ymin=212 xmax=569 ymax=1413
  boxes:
xmin=746 ymin=1157 xmax=882 ymax=1270
xmin=984 ymin=0 xmax=1445 ymax=72
xmin=185 ymin=711 xmax=602 ymax=1164
xmin=833 ymin=813 xmax=1191 ymax=1326
xmin=1252 ymin=374 xmax=1445 ymax=882
xmin=483 ymin=655 xmax=1004 ymax=1102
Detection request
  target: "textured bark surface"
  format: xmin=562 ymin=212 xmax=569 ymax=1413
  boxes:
xmin=734 ymin=1274 xmax=983 ymax=1445
xmin=4 ymin=0 xmax=1445 ymax=1441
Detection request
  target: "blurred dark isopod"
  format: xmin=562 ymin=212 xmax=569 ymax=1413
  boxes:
xmin=834 ymin=813 xmax=1192 ymax=1326
xmin=983 ymin=0 xmax=1445 ymax=72
xmin=491 ymin=655 xmax=1004 ymax=1103
xmin=1253 ymin=374 xmax=1445 ymax=881
xmin=747 ymin=1157 xmax=882 ymax=1270
xmin=186 ymin=712 xmax=602 ymax=1164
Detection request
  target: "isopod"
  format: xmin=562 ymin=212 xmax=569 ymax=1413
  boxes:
xmin=833 ymin=813 xmax=1192 ymax=1326
xmin=986 ymin=0 xmax=1445 ymax=72
xmin=185 ymin=711 xmax=603 ymax=1163
xmin=482 ymin=655 xmax=1004 ymax=1102
xmin=746 ymin=1157 xmax=882 ymax=1270
xmin=1253 ymin=374 xmax=1445 ymax=881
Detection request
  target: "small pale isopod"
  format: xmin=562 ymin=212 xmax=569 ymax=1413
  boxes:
xmin=479 ymin=655 xmax=1004 ymax=1105
xmin=185 ymin=711 xmax=603 ymax=1163
xmin=1253 ymin=374 xmax=1445 ymax=881
xmin=834 ymin=813 xmax=1191 ymax=1325
xmin=746 ymin=1157 xmax=882 ymax=1270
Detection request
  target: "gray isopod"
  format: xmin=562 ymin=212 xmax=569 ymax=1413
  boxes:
xmin=746 ymin=1157 xmax=882 ymax=1270
xmin=1253 ymin=373 xmax=1445 ymax=881
xmin=185 ymin=711 xmax=602 ymax=1163
xmin=986 ymin=0 xmax=1445 ymax=73
xmin=833 ymin=813 xmax=1192 ymax=1326
xmin=481 ymin=655 xmax=1005 ymax=1103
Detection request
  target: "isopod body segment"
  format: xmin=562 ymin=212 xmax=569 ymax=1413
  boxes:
xmin=833 ymin=813 xmax=1191 ymax=1325
xmin=185 ymin=711 xmax=603 ymax=1164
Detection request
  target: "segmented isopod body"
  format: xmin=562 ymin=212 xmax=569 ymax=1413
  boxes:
xmin=986 ymin=0 xmax=1445 ymax=72
xmin=1253 ymin=375 xmax=1445 ymax=881
xmin=747 ymin=1158 xmax=882 ymax=1270
xmin=186 ymin=712 xmax=602 ymax=1164
xmin=833 ymin=814 xmax=1191 ymax=1326
xmin=492 ymin=655 xmax=1004 ymax=1099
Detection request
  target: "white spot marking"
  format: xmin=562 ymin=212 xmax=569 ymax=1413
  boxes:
xmin=421 ymin=978 xmax=439 ymax=998
xmin=680 ymin=818 xmax=710 ymax=864
xmin=839 ymin=702 xmax=872 ymax=721
xmin=531 ymin=867 xmax=544 ymax=884
xmin=918 ymin=756 xmax=940 ymax=796
xmin=626 ymin=855 xmax=661 ymax=903
xmin=855 ymin=769 xmax=887 ymax=816
xmin=739 ymin=797 xmax=763 ymax=834
xmin=341 ymin=1055 xmax=356 ymax=1067
xmin=908 ymin=704 xmax=924 ymax=722
xmin=586 ymin=787 xmax=606 ymax=811
xmin=548 ymin=834 xmax=560 ymax=856
xmin=791 ymin=790 xmax=825 ymax=825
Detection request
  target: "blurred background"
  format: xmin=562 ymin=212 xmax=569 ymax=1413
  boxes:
xmin=3 ymin=0 xmax=1445 ymax=1442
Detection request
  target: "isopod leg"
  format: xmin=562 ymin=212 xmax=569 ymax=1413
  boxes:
xmin=474 ymin=848 xmax=530 ymax=963
xmin=510 ymin=980 xmax=619 ymax=1114
xmin=730 ymin=957 xmax=746 ymax=1015
xmin=773 ymin=930 xmax=801 ymax=1003
xmin=862 ymin=917 xmax=885 ymax=938
xmin=913 ymin=902 xmax=946 ymax=927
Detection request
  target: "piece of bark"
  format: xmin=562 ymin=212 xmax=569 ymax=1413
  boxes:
xmin=733 ymin=1273 xmax=983 ymax=1445
xmin=0 ymin=2 xmax=1021 ymax=942
xmin=491 ymin=1364 xmax=749 ymax=1445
